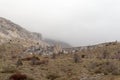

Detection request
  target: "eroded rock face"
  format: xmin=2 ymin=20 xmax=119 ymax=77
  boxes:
xmin=0 ymin=17 xmax=42 ymax=41
xmin=0 ymin=17 xmax=48 ymax=48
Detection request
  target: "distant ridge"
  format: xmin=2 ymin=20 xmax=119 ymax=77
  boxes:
xmin=44 ymin=38 xmax=72 ymax=48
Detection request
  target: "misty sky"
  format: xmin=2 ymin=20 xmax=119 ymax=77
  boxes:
xmin=0 ymin=0 xmax=120 ymax=46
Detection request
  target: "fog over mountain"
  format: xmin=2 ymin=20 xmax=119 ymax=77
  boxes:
xmin=0 ymin=0 xmax=120 ymax=46
xmin=44 ymin=38 xmax=72 ymax=48
xmin=0 ymin=17 xmax=71 ymax=48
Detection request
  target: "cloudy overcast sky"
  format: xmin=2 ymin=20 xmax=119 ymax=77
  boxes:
xmin=0 ymin=0 xmax=120 ymax=46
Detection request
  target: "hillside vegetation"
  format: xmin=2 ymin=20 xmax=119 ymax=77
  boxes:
xmin=0 ymin=41 xmax=120 ymax=80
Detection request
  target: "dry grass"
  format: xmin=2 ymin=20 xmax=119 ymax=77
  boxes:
xmin=0 ymin=42 xmax=120 ymax=80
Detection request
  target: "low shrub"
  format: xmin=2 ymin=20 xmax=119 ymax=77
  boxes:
xmin=86 ymin=60 xmax=120 ymax=75
xmin=8 ymin=73 xmax=34 ymax=80
xmin=1 ymin=65 xmax=17 ymax=73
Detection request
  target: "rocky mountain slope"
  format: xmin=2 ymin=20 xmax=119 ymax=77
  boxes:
xmin=0 ymin=17 xmax=71 ymax=48
xmin=0 ymin=17 xmax=49 ymax=47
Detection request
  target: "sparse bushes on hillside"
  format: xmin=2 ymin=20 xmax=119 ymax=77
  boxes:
xmin=1 ymin=65 xmax=17 ymax=73
xmin=86 ymin=60 xmax=120 ymax=75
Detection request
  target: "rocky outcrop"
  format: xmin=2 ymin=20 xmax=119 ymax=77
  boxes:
xmin=0 ymin=17 xmax=46 ymax=46
xmin=0 ymin=17 xmax=42 ymax=41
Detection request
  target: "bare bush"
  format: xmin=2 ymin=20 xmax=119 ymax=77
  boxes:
xmin=51 ymin=53 xmax=56 ymax=59
xmin=9 ymin=73 xmax=34 ymax=80
xmin=73 ymin=53 xmax=80 ymax=63
xmin=102 ymin=50 xmax=109 ymax=59
xmin=46 ymin=72 xmax=61 ymax=80
xmin=80 ymin=74 xmax=104 ymax=80
xmin=1 ymin=65 xmax=17 ymax=73
xmin=86 ymin=61 xmax=120 ymax=75
xmin=16 ymin=58 xmax=23 ymax=68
